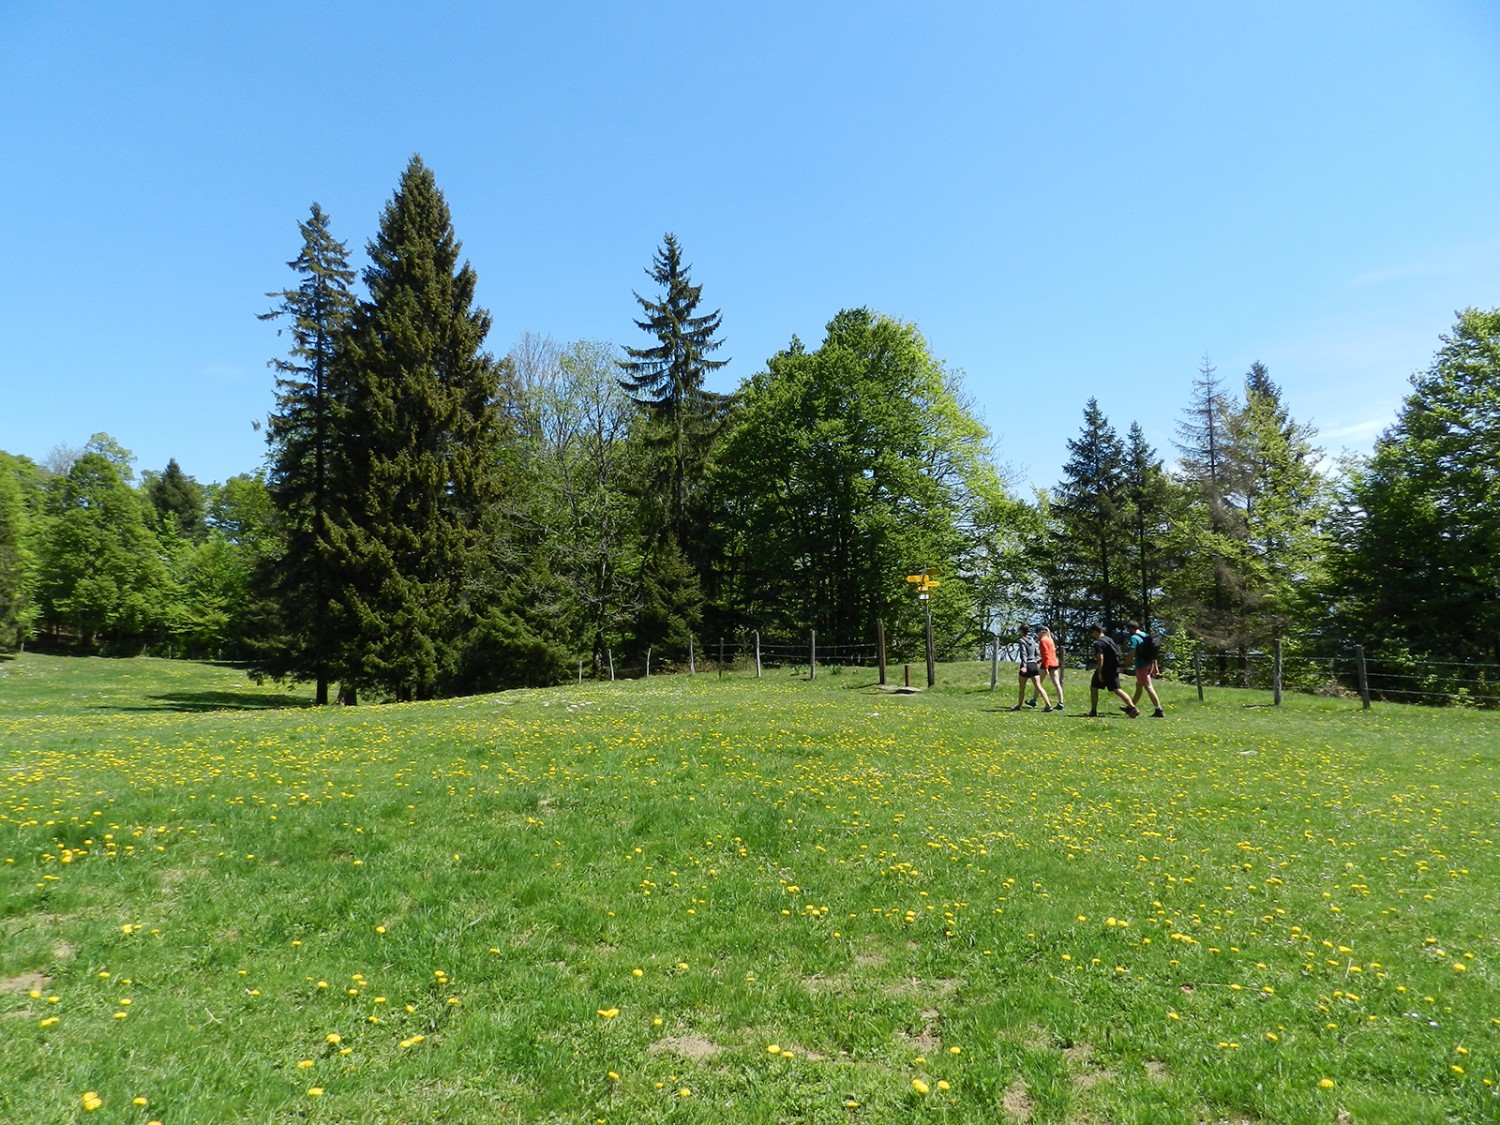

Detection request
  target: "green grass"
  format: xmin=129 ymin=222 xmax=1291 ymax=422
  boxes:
xmin=1 ymin=652 xmax=1497 ymax=1124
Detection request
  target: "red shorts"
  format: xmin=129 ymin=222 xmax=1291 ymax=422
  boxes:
xmin=1134 ymin=666 xmax=1153 ymax=686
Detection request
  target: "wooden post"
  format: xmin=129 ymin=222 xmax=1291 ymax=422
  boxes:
xmin=904 ymin=663 xmax=910 ymax=688
xmin=810 ymin=630 xmax=817 ymax=680
xmin=755 ymin=631 xmax=762 ymax=678
xmin=718 ymin=637 xmax=724 ymax=678
xmin=608 ymin=648 xmax=615 ymax=681
xmin=646 ymin=645 xmax=652 ymax=678
xmin=923 ymin=598 xmax=936 ymax=688
xmin=1194 ymin=647 xmax=1204 ymax=702
xmin=578 ymin=659 xmax=583 ymax=686
xmin=1273 ymin=637 xmax=1283 ymax=706
xmin=1355 ymin=644 xmax=1371 ymax=710
xmin=877 ymin=619 xmax=887 ymax=686
xmin=990 ymin=632 xmax=1000 ymax=691
xmin=689 ymin=636 xmax=696 ymax=675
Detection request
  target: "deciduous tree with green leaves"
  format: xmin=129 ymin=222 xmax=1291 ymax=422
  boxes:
xmin=710 ymin=309 xmax=1014 ymax=657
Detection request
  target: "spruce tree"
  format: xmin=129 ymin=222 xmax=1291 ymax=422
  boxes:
xmin=258 ymin=203 xmax=356 ymax=704
xmin=326 ymin=156 xmax=509 ymax=702
xmin=144 ymin=458 xmax=207 ymax=542
xmin=619 ymin=233 xmax=731 ymax=548
xmin=1049 ymin=399 xmax=1129 ymax=643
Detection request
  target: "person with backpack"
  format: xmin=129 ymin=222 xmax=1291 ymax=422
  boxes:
xmin=1088 ymin=623 xmax=1139 ymax=718
xmin=1127 ymin=620 xmax=1165 ymax=717
xmin=1010 ymin=622 xmax=1054 ymax=712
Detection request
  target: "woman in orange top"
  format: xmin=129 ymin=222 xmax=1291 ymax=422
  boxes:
xmin=1035 ymin=626 xmax=1064 ymax=712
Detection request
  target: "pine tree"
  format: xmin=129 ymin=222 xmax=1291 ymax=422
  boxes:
xmin=619 ymin=233 xmax=732 ymax=548
xmin=1049 ymin=399 xmax=1129 ymax=644
xmin=144 ymin=458 xmax=207 ymax=542
xmin=258 ymin=203 xmax=356 ymax=703
xmin=1169 ymin=357 xmax=1246 ymax=648
xmin=1328 ymin=308 xmax=1500 ymax=662
xmin=1229 ymin=363 xmax=1327 ymax=644
xmin=1119 ymin=423 xmax=1179 ymax=630
xmin=326 ymin=156 xmax=510 ymax=702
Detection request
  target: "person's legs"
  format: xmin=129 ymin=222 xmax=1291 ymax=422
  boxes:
xmin=1047 ymin=667 xmax=1064 ymax=708
xmin=1114 ymin=686 xmax=1139 ymax=716
xmin=1031 ymin=674 xmax=1051 ymax=710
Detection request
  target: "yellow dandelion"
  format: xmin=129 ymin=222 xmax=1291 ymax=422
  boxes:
xmin=597 ymin=1007 xmax=620 ymax=1019
xmin=81 ymin=1091 xmax=103 ymax=1112
xmin=912 ymin=1078 xmax=930 ymax=1095
xmin=326 ymin=1033 xmax=342 ymax=1045
xmin=1318 ymin=1078 xmax=1335 ymax=1089
xmin=937 ymin=1079 xmax=951 ymax=1091
xmin=307 ymin=1087 xmax=324 ymax=1097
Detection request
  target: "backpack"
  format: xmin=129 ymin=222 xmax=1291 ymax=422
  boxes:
xmin=1137 ymin=632 xmax=1159 ymax=663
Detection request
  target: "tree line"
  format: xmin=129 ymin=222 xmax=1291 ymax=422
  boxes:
xmin=3 ymin=156 xmax=1497 ymax=696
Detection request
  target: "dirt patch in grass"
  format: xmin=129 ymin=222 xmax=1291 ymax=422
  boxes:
xmin=1144 ymin=1059 xmax=1168 ymax=1082
xmin=0 ymin=971 xmax=50 ymax=995
xmin=649 ymin=1035 xmax=722 ymax=1062
xmin=1003 ymin=1079 xmax=1033 ymax=1121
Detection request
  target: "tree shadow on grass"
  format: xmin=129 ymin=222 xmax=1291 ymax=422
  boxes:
xmin=101 ymin=690 xmax=315 ymax=713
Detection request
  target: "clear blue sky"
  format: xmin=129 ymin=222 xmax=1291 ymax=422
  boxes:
xmin=3 ymin=1 xmax=1497 ymax=492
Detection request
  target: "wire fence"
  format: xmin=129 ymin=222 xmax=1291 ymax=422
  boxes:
xmin=1168 ymin=642 xmax=1500 ymax=710
xmin=584 ymin=628 xmax=1500 ymax=710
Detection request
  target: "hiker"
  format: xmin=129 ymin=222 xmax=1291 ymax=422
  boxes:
xmin=1011 ymin=623 xmax=1053 ymax=711
xmin=1029 ymin=625 xmax=1064 ymax=712
xmin=1087 ymin=623 xmax=1138 ymax=718
xmin=1127 ymin=620 xmax=1165 ymax=717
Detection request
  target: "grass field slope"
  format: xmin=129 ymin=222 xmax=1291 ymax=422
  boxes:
xmin=2 ymin=654 xmax=1497 ymax=1124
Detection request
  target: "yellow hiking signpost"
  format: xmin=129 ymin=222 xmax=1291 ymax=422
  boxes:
xmin=907 ymin=570 xmax=940 ymax=687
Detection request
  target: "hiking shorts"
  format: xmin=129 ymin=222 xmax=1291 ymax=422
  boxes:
xmin=1092 ymin=669 xmax=1121 ymax=692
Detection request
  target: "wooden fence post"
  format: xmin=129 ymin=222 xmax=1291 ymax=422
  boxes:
xmin=1273 ymin=638 xmax=1283 ymax=706
xmin=608 ymin=648 xmax=615 ymax=681
xmin=990 ymin=632 xmax=1000 ymax=691
xmin=1355 ymin=644 xmax=1371 ymax=710
xmin=646 ymin=645 xmax=652 ymax=678
xmin=810 ymin=630 xmax=817 ymax=680
xmin=689 ymin=636 xmax=696 ymax=675
xmin=755 ymin=631 xmax=762 ymax=678
xmin=1194 ymin=648 xmax=1204 ymax=702
xmin=877 ymin=619 xmax=887 ymax=686
xmin=719 ymin=637 xmax=724 ymax=678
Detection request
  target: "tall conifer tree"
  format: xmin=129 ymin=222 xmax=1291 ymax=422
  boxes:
xmin=619 ymin=233 xmax=731 ymax=549
xmin=1049 ymin=398 xmax=1129 ymax=643
xmin=258 ymin=203 xmax=356 ymax=703
xmin=326 ymin=156 xmax=508 ymax=701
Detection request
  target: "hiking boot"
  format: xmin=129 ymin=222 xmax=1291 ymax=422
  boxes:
xmin=1042 ymin=705 xmax=1053 ymax=713
xmin=1025 ymin=698 xmax=1038 ymax=708
xmin=1127 ymin=706 xmax=1141 ymax=718
xmin=1009 ymin=705 xmax=1023 ymax=712
xmin=1054 ymin=703 xmax=1063 ymax=712
xmin=1152 ymin=708 xmax=1165 ymax=718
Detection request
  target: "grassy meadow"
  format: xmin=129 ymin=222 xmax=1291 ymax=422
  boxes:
xmin=1 ymin=652 xmax=1497 ymax=1124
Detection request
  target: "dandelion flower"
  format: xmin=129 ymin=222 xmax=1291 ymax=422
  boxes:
xmin=1318 ymin=1078 xmax=1335 ymax=1089
xmin=597 ymin=1007 xmax=620 ymax=1019
xmin=912 ymin=1079 xmax=930 ymax=1095
xmin=307 ymin=1087 xmax=324 ymax=1097
xmin=81 ymin=1091 xmax=103 ymax=1112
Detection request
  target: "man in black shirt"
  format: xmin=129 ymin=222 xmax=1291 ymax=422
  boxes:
xmin=1088 ymin=623 xmax=1139 ymax=718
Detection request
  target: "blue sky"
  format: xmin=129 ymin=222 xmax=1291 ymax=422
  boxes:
xmin=3 ymin=1 xmax=1498 ymax=492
